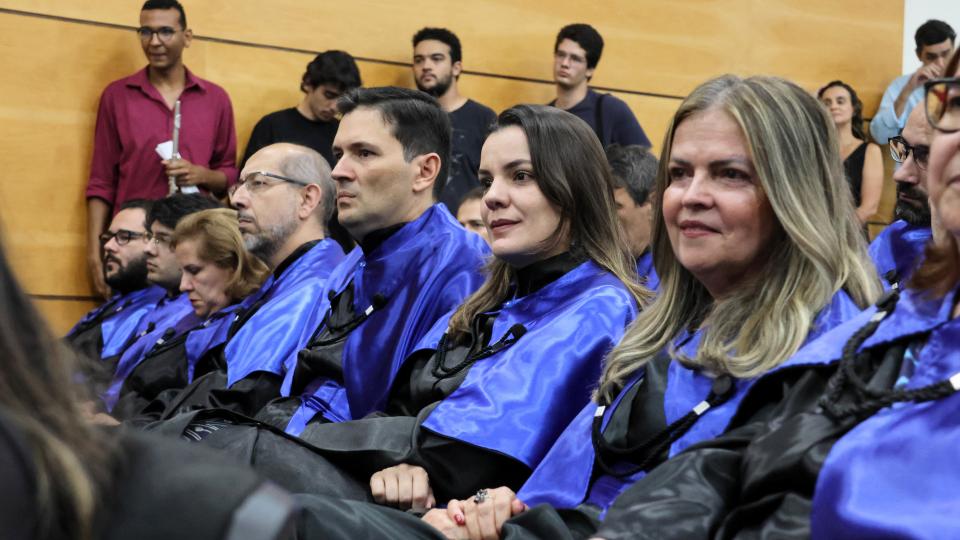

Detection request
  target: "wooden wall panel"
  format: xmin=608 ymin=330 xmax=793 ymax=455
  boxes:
xmin=0 ymin=1 xmax=905 ymax=332
xmin=34 ymin=298 xmax=97 ymax=335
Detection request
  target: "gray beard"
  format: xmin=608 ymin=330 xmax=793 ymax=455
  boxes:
xmin=243 ymin=217 xmax=299 ymax=263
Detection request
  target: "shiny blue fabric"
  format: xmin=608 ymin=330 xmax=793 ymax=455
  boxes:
xmin=101 ymin=293 xmax=195 ymax=410
xmin=635 ymin=251 xmax=659 ymax=291
xmin=72 ymin=286 xmax=167 ymax=359
xmin=811 ymin=286 xmax=960 ymax=539
xmin=518 ymin=289 xmax=862 ymax=513
xmin=867 ymin=219 xmax=932 ymax=287
xmin=421 ymin=261 xmax=638 ymax=468
xmin=182 ymin=305 xmax=243 ymax=382
xmin=283 ymin=205 xmax=488 ymax=430
xmin=224 ymin=239 xmax=344 ymax=386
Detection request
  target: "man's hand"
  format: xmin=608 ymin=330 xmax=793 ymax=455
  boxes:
xmin=369 ymin=463 xmax=436 ymax=511
xmin=445 ymin=486 xmax=527 ymax=540
xmin=909 ymin=62 xmax=943 ymax=88
xmin=164 ymin=157 xmax=207 ymax=187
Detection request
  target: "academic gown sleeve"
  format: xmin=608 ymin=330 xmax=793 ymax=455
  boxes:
xmin=153 ymin=364 xmax=284 ymax=422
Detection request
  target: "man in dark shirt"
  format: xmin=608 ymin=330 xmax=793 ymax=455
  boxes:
xmin=412 ymin=28 xmax=496 ymax=215
xmin=550 ymin=23 xmax=650 ymax=148
xmin=242 ymin=50 xmax=362 ymax=250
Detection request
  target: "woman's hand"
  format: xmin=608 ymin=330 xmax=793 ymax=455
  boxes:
xmin=422 ymin=508 xmax=468 ymax=539
xmin=444 ymin=486 xmax=528 ymax=540
xmin=369 ymin=463 xmax=436 ymax=511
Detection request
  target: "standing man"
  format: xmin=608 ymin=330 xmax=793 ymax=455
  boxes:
xmin=870 ymin=19 xmax=955 ymax=144
xmin=606 ymin=144 xmax=659 ymax=289
xmin=551 ymin=23 xmax=650 ymax=148
xmin=412 ymin=27 xmax=497 ymax=214
xmin=86 ymin=0 xmax=238 ymax=298
xmin=869 ymin=105 xmax=934 ymax=288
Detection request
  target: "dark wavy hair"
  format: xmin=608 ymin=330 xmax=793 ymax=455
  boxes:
xmin=300 ymin=50 xmax=362 ymax=93
xmin=818 ymin=80 xmax=867 ymax=141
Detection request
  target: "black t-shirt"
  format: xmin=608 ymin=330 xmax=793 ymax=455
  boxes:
xmin=552 ymin=89 xmax=651 ymax=148
xmin=241 ymin=107 xmax=339 ymax=169
xmin=442 ymin=99 xmax=497 ymax=215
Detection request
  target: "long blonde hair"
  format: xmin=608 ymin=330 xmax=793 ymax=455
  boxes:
xmin=598 ymin=75 xmax=882 ymax=404
xmin=447 ymin=105 xmax=651 ymax=340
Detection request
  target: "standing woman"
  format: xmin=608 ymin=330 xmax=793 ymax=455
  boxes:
xmin=818 ymin=80 xmax=884 ymax=225
xmin=108 ymin=208 xmax=270 ymax=422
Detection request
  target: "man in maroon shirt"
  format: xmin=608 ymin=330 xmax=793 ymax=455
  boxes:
xmin=86 ymin=0 xmax=238 ymax=298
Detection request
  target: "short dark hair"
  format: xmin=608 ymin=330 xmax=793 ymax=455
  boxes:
xmin=460 ymin=186 xmax=485 ymax=205
xmin=606 ymin=145 xmax=657 ymax=206
xmin=817 ymin=80 xmax=867 ymax=141
xmin=915 ymin=19 xmax=955 ymax=52
xmin=555 ymin=23 xmax=604 ymax=69
xmin=412 ymin=27 xmax=463 ymax=64
xmin=141 ymin=0 xmax=187 ymax=29
xmin=117 ymin=198 xmax=154 ymax=215
xmin=146 ymin=194 xmax=221 ymax=231
xmin=337 ymin=87 xmax=451 ymax=200
xmin=301 ymin=50 xmax=362 ymax=93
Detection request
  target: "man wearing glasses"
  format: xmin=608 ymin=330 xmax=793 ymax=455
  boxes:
xmin=85 ymin=0 xmax=238 ymax=299
xmin=67 ymin=200 xmax=167 ymax=363
xmin=869 ymin=105 xmax=935 ymax=289
xmin=550 ymin=23 xmax=649 ymax=148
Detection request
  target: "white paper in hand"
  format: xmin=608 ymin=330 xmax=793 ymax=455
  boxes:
xmin=155 ymin=140 xmax=199 ymax=194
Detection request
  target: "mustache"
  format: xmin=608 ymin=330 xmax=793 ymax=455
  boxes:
xmin=104 ymin=254 xmax=121 ymax=266
xmin=896 ymin=182 xmax=927 ymax=200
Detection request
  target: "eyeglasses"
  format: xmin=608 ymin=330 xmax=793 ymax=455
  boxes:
xmin=136 ymin=26 xmax=179 ymax=42
xmin=888 ymin=136 xmax=929 ymax=170
xmin=147 ymin=231 xmax=174 ymax=249
xmin=923 ymin=77 xmax=960 ymax=133
xmin=228 ymin=171 xmax=315 ymax=198
xmin=99 ymin=229 xmax=148 ymax=246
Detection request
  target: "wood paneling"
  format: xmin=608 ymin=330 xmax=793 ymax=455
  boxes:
xmin=33 ymin=298 xmax=97 ymax=335
xmin=0 ymin=1 xmax=905 ymax=329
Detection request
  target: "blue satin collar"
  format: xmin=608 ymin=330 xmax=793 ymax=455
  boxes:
xmin=868 ymin=219 xmax=933 ymax=287
xmin=86 ymin=286 xmax=168 ymax=359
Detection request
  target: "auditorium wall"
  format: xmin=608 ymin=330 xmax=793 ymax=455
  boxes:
xmin=0 ymin=0 xmax=904 ymax=333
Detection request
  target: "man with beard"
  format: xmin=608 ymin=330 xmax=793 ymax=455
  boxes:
xmin=412 ymin=28 xmax=496 ymax=215
xmin=868 ymin=105 xmax=935 ymax=288
xmin=68 ymin=199 xmax=167 ymax=363
xmin=550 ymin=23 xmax=650 ymax=148
xmin=147 ymin=143 xmax=345 ymax=420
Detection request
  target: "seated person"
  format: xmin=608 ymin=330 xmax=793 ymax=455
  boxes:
xmin=455 ymin=187 xmax=491 ymax=245
xmin=109 ymin=208 xmax=270 ymax=422
xmin=177 ymin=104 xmax=646 ymax=508
xmin=149 ymin=143 xmax=346 ymax=421
xmin=67 ymin=199 xmax=166 ymax=363
xmin=0 ymin=233 xmax=296 ymax=540
xmin=287 ymin=75 xmax=881 ymax=540
xmin=605 ymin=144 xmax=658 ymax=289
xmin=591 ymin=48 xmax=960 ymax=540
xmin=870 ymin=104 xmax=935 ymax=288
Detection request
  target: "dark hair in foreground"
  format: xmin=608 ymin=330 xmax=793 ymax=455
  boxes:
xmin=914 ymin=19 xmax=955 ymax=52
xmin=141 ymin=0 xmax=186 ymax=29
xmin=412 ymin=27 xmax=463 ymax=64
xmin=446 ymin=105 xmax=650 ymax=340
xmin=910 ymin=46 xmax=960 ymax=296
xmin=555 ymin=23 xmax=604 ymax=69
xmin=146 ymin=193 xmax=222 ymax=230
xmin=606 ymin=144 xmax=657 ymax=206
xmin=337 ymin=86 xmax=451 ymax=200
xmin=818 ymin=80 xmax=867 ymax=141
xmin=0 ymin=236 xmax=114 ymax=540
xmin=301 ymin=50 xmax=362 ymax=93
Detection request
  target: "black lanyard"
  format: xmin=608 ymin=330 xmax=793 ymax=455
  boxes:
xmin=431 ymin=313 xmax=527 ymax=380
xmin=591 ymin=372 xmax=735 ymax=478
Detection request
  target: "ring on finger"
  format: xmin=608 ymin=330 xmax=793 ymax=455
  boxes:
xmin=473 ymin=489 xmax=488 ymax=504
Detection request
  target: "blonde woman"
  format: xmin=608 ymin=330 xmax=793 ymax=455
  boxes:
xmin=108 ymin=208 xmax=269 ymax=421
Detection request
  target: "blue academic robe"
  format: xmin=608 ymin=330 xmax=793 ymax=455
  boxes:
xmin=223 ymin=238 xmax=345 ymax=386
xmin=635 ymin=250 xmax=659 ymax=291
xmin=101 ymin=292 xmax=195 ymax=410
xmin=810 ymin=285 xmax=960 ymax=539
xmin=282 ymin=204 xmax=488 ymax=429
xmin=518 ymin=289 xmax=861 ymax=514
xmin=867 ymin=219 xmax=932 ymax=287
xmin=67 ymin=286 xmax=167 ymax=359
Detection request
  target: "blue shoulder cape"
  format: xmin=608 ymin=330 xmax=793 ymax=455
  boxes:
xmin=69 ymin=286 xmax=167 ymax=359
xmin=224 ymin=238 xmax=344 ymax=386
xmin=419 ymin=260 xmax=638 ymax=468
xmin=811 ymin=286 xmax=960 ymax=539
xmin=636 ymin=251 xmax=659 ymax=291
xmin=282 ymin=204 xmax=488 ymax=427
xmin=867 ymin=219 xmax=932 ymax=287
xmin=518 ymin=289 xmax=861 ymax=513
xmin=101 ymin=293 xmax=195 ymax=410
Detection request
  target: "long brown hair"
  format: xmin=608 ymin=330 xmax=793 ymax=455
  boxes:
xmin=0 ymin=236 xmax=115 ymax=540
xmin=447 ymin=105 xmax=650 ymax=339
